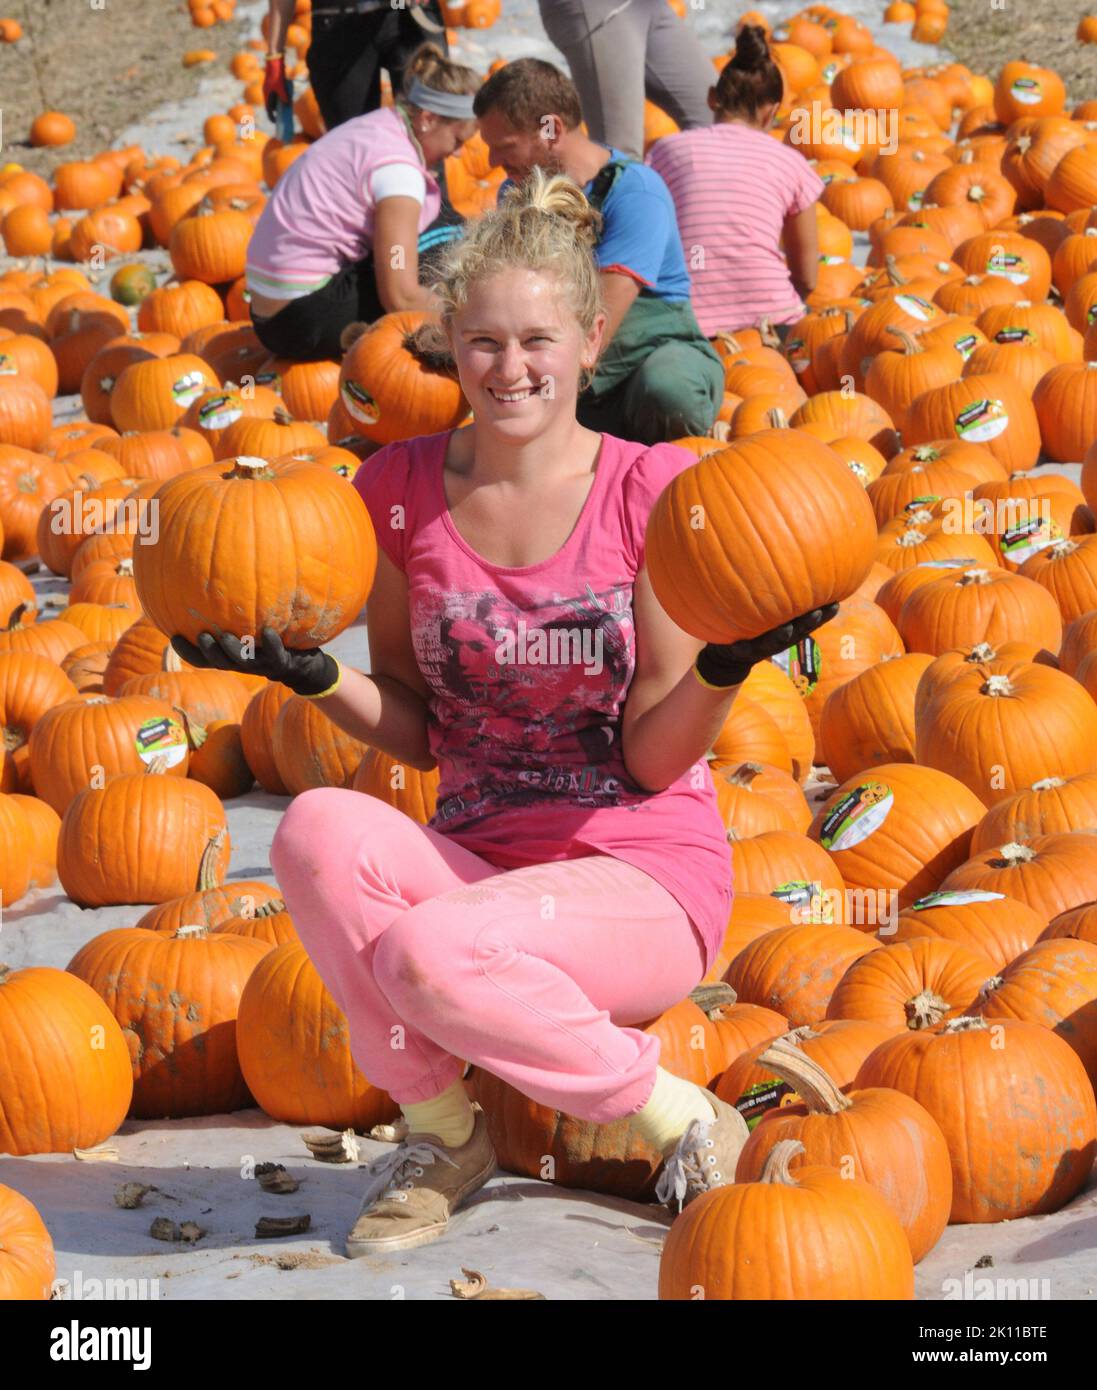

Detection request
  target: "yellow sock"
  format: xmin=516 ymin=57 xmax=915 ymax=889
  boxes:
xmin=632 ymin=1067 xmax=718 ymax=1158
xmin=401 ymin=1080 xmax=476 ymax=1148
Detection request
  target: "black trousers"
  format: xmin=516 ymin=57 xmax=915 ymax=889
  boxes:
xmin=307 ymin=5 xmax=449 ymax=130
xmin=252 ymin=257 xmax=384 ymax=362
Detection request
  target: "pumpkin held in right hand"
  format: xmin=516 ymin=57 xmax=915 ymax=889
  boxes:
xmin=132 ymin=457 xmax=376 ymax=649
xmin=645 ymin=430 xmax=877 ymax=645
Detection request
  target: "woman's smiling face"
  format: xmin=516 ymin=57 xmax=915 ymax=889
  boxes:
xmin=450 ymin=265 xmax=604 ymax=441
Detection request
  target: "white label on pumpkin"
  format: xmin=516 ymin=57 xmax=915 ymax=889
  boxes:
xmin=894 ymin=293 xmax=936 ymax=322
xmin=907 ymin=190 xmax=925 ymax=210
xmin=0 ymin=355 xmax=15 ymax=375
xmin=955 ymin=398 xmax=1009 ymax=442
xmin=819 ymin=782 xmax=894 ymax=852
xmin=1001 ymin=517 xmax=1062 ymax=564
xmin=912 ymin=889 xmax=1005 ymax=909
xmin=198 ymin=394 xmax=243 ymax=431
xmin=135 ymin=715 xmax=188 ymax=768
xmin=986 ymin=253 xmax=1031 ymax=285
xmin=1010 ymin=78 xmax=1043 ymax=104
xmin=172 ymin=372 xmax=207 ymax=408
xmin=341 ymin=380 xmax=380 ymax=425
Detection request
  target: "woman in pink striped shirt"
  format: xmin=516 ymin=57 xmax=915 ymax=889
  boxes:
xmin=647 ymin=26 xmax=824 ymax=338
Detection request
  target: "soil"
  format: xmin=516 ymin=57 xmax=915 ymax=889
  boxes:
xmin=0 ymin=0 xmax=249 ymax=177
xmin=938 ymin=0 xmax=1096 ymax=104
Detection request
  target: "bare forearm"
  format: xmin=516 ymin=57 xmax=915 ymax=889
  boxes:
xmin=622 ymin=672 xmax=739 ymax=792
xmin=309 ymin=666 xmax=437 ymax=771
xmin=267 ymin=0 xmax=296 ymax=52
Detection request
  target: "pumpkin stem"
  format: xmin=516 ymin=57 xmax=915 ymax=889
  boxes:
xmin=272 ymin=405 xmax=294 ymax=425
xmin=896 ymin=529 xmax=929 ymax=548
xmin=404 ymin=321 xmax=458 ymax=375
xmin=981 ymin=674 xmax=1015 ymax=698
xmin=884 ymin=254 xmax=908 ymax=286
xmin=941 ymin=1015 xmax=989 ymax=1033
xmin=758 ymin=1138 xmax=806 ymax=1186
xmin=1031 ymin=777 xmax=1066 ymax=790
xmin=759 ymin=319 xmax=781 ymax=349
xmin=766 ymin=407 xmax=789 ymax=429
xmin=173 ymin=705 xmax=207 ymax=750
xmin=1047 ymin=539 xmax=1079 ymax=558
xmin=2 ymin=602 xmax=32 ymax=633
xmin=0 ymin=963 xmax=11 ymax=986
xmin=116 ymin=558 xmax=135 ymax=577
xmin=2 ymin=724 xmax=25 ymax=752
xmin=725 ymin=761 xmax=765 ymax=789
xmin=905 ymin=988 xmax=952 ymax=1030
xmin=228 ymin=456 xmax=275 ymax=481
xmin=966 ymin=642 xmax=997 ymax=662
xmin=755 ymin=1038 xmax=852 ymax=1114
xmin=163 ymin=644 xmax=183 ymax=673
xmin=710 ymin=420 xmax=732 ymax=442
xmin=996 ymin=841 xmax=1035 ymax=866
xmin=174 ymin=923 xmax=209 ymax=939
xmin=251 ymin=896 xmax=287 ymax=919
xmin=688 ymin=981 xmax=738 ymax=1018
xmin=957 ymin=568 xmax=992 ymax=585
xmin=195 ymin=829 xmax=227 ymax=890
xmin=714 ymin=331 xmax=742 ymax=355
xmin=976 ymin=975 xmax=1004 ymax=1005
xmin=890 ymin=329 xmax=923 ymax=355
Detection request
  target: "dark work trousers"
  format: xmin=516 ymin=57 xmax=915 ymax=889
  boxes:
xmin=307 ymin=5 xmax=450 ymax=130
xmin=251 ymin=256 xmax=384 ymax=361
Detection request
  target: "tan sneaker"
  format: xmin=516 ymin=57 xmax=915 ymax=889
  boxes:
xmin=345 ymin=1105 xmax=497 ymax=1257
xmin=654 ymin=1091 xmax=750 ymax=1212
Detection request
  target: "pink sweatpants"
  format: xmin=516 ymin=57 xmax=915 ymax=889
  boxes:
xmin=269 ymin=789 xmax=708 ymax=1123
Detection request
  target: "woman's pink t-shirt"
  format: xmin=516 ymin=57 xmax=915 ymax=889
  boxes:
xmin=351 ymin=430 xmax=733 ymax=972
xmin=245 ymin=106 xmax=441 ymax=300
xmin=647 ymin=123 xmax=825 ymax=334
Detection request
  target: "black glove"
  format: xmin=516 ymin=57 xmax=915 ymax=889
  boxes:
xmin=171 ymin=627 xmax=340 ymax=698
xmin=694 ymin=603 xmax=839 ymax=689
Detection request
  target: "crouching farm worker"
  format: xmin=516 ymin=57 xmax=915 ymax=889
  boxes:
xmin=647 ymin=26 xmax=824 ymax=339
xmin=474 ymin=58 xmax=725 ymax=445
xmin=174 ymin=170 xmax=831 ymax=1256
xmin=246 ymin=43 xmax=479 ymax=362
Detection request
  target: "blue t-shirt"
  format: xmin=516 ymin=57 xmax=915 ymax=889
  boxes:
xmin=589 ymin=147 xmax=692 ymax=303
xmin=499 ymin=150 xmax=693 ymax=303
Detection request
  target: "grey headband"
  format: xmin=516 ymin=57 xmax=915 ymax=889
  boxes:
xmin=404 ymin=77 xmax=476 ymax=119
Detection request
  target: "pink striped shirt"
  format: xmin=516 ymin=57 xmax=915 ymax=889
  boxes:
xmin=647 ymin=123 xmax=824 ymax=335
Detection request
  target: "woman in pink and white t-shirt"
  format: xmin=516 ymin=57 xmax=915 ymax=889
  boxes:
xmin=647 ymin=26 xmax=824 ymax=337
xmin=177 ymin=170 xmax=830 ymax=1259
xmin=246 ymin=44 xmax=478 ymax=361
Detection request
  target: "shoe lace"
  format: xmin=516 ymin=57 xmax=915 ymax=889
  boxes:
xmin=654 ymin=1116 xmax=721 ymax=1213
xmin=359 ymin=1138 xmax=462 ymax=1208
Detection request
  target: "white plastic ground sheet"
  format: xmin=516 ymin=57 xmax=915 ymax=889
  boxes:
xmin=2 ymin=0 xmax=1093 ymax=1302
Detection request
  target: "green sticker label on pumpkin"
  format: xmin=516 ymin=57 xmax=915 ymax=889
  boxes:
xmin=956 ymin=398 xmax=1009 ymax=442
xmin=907 ymin=190 xmax=925 ymax=211
xmin=1001 ymin=516 xmax=1062 ymax=563
xmin=986 ymin=253 xmax=1031 ymax=285
xmin=735 ymin=1078 xmax=797 ymax=1130
xmin=954 ymin=334 xmax=978 ymax=360
xmin=820 ymin=781 xmax=893 ymax=852
xmin=0 ymin=354 xmax=15 ymax=375
xmin=904 ymin=494 xmax=941 ymax=512
xmin=341 ymin=380 xmax=380 ymax=425
xmin=993 ymin=327 xmax=1036 ymax=345
xmin=135 ymin=715 xmax=188 ymax=769
xmin=912 ymin=889 xmax=1005 ymax=910
xmin=1088 ymin=305 xmax=1097 ymax=326
xmin=772 ymin=637 xmax=821 ymax=697
xmin=772 ymin=879 xmax=836 ymax=922
xmin=172 ymin=371 xmax=207 ymax=408
xmin=819 ymin=254 xmax=846 ymax=265
xmin=255 ymin=368 xmax=280 ymax=388
xmin=1010 ymin=77 xmax=1043 ymax=104
xmin=197 ymin=393 xmax=243 ymax=431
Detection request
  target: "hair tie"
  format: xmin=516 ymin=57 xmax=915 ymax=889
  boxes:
xmin=404 ymin=77 xmax=476 ymax=119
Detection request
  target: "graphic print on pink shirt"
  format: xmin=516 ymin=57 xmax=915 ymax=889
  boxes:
xmin=416 ymin=580 xmax=645 ymax=831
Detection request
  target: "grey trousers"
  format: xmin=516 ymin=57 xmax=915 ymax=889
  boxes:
xmin=538 ymin=0 xmax=715 ymax=158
